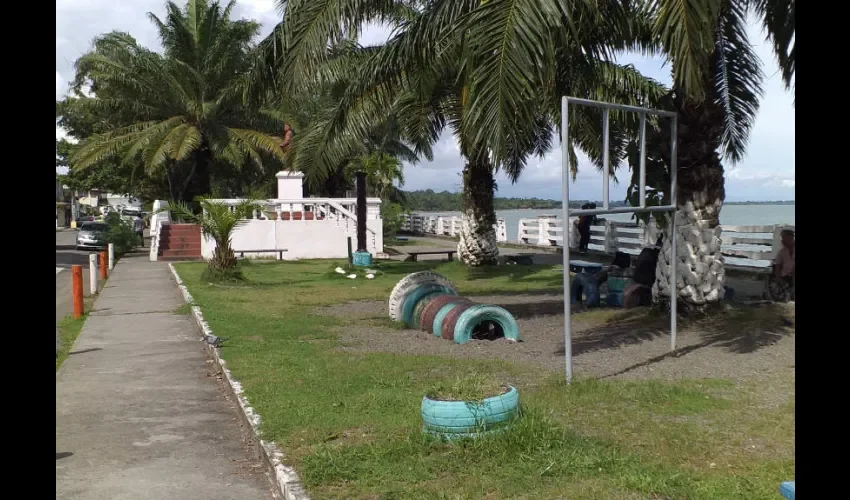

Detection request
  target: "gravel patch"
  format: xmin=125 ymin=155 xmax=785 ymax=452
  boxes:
xmin=317 ymin=295 xmax=795 ymax=390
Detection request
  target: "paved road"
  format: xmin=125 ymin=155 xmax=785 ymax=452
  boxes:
xmin=56 ymin=229 xmax=150 ymax=322
xmin=56 ymin=255 xmax=274 ymax=500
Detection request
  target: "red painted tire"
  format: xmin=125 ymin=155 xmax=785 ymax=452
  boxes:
xmin=420 ymin=295 xmax=470 ymax=334
xmin=412 ymin=292 xmax=443 ymax=330
xmin=441 ymin=302 xmax=476 ymax=341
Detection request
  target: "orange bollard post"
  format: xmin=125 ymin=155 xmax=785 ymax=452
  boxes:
xmin=72 ymin=265 xmax=84 ymax=320
xmin=100 ymin=251 xmax=108 ymax=279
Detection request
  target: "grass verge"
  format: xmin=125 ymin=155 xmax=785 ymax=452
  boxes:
xmin=56 ymin=313 xmax=88 ymax=371
xmin=174 ymin=259 xmax=794 ymax=499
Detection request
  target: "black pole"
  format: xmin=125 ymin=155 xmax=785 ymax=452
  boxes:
xmin=355 ymin=170 xmax=367 ymax=252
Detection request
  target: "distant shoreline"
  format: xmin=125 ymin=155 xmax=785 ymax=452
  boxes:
xmin=403 ymin=188 xmax=794 ymax=212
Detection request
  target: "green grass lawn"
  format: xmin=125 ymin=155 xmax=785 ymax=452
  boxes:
xmin=56 ymin=313 xmax=88 ymax=371
xmin=174 ymin=259 xmax=794 ymax=500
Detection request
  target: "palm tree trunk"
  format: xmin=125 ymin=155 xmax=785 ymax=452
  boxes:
xmin=183 ymin=147 xmax=213 ymax=202
xmin=458 ymin=161 xmax=499 ymax=266
xmin=653 ymin=90 xmax=727 ymax=312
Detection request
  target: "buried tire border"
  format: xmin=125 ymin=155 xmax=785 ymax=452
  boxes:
xmin=168 ymin=263 xmax=309 ymax=500
xmin=420 ymin=295 xmax=466 ymax=334
xmin=400 ymin=283 xmax=457 ymax=327
xmin=421 ymin=385 xmax=520 ymax=436
xmin=451 ymin=304 xmax=521 ymax=345
xmin=388 ymin=271 xmax=457 ymax=322
xmin=441 ymin=302 xmax=477 ymax=341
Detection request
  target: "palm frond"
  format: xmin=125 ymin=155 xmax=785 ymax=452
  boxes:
xmin=652 ymin=0 xmax=723 ymax=100
xmin=713 ymin=0 xmax=764 ymax=162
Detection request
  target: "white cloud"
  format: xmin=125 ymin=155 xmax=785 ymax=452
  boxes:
xmin=56 ymin=72 xmax=64 ymax=100
xmin=55 ymin=2 xmax=793 ymax=201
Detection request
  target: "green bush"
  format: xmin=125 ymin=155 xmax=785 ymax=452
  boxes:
xmin=103 ymin=212 xmax=138 ymax=256
xmin=381 ymin=202 xmax=407 ymax=237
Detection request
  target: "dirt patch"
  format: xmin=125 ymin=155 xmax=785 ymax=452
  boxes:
xmin=319 ymin=295 xmax=795 ymax=388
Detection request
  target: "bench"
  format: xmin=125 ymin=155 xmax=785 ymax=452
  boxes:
xmin=405 ymin=250 xmax=457 ymax=262
xmin=234 ymin=249 xmax=289 ymax=260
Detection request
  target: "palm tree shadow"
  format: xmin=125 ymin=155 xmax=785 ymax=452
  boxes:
xmin=556 ymin=309 xmax=670 ymax=356
xmin=491 ymin=299 xmax=566 ymax=319
xmin=555 ymin=302 xmax=794 ymax=359
xmin=693 ymin=302 xmax=794 ymax=354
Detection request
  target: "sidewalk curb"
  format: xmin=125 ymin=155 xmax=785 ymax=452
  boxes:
xmin=168 ymin=263 xmax=310 ymax=500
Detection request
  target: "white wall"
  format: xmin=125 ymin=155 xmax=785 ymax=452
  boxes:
xmin=201 ymin=219 xmax=384 ymax=260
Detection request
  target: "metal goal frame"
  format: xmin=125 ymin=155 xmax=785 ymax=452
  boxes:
xmin=560 ymin=96 xmax=679 ymax=384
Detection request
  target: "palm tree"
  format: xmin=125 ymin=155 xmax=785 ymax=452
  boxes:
xmin=346 ymin=151 xmax=405 ymax=199
xmin=631 ymin=0 xmax=794 ymax=310
xmin=70 ymin=0 xmax=286 ymax=203
xmin=167 ymin=198 xmax=258 ymax=276
xmin=268 ymin=0 xmax=665 ymax=266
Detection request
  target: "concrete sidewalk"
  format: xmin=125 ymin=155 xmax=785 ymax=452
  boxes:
xmin=56 ymin=255 xmax=274 ymax=500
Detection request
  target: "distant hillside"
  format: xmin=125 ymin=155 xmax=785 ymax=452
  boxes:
xmin=402 ymin=190 xmax=629 ymax=212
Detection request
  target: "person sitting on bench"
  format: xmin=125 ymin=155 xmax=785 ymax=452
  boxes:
xmin=594 ymin=251 xmax=631 ymax=286
xmin=768 ymin=229 xmax=795 ymax=301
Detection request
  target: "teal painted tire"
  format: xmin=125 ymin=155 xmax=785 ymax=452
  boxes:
xmin=432 ymin=300 xmax=471 ymax=337
xmin=388 ymin=272 xmax=457 ymax=322
xmin=421 ymin=386 xmax=519 ymax=435
xmin=411 ymin=292 xmax=443 ymax=329
xmin=451 ymin=305 xmax=521 ymax=344
xmin=401 ymin=284 xmax=457 ymax=327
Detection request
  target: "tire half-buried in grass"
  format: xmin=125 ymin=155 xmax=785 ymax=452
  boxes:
xmin=421 ymin=385 xmax=520 ymax=440
xmin=420 ymin=295 xmax=466 ymax=334
xmin=400 ymin=283 xmax=458 ymax=327
xmin=451 ymin=304 xmax=521 ymax=344
xmin=432 ymin=299 xmax=472 ymax=338
xmin=440 ymin=302 xmax=476 ymax=341
xmin=388 ymin=271 xmax=457 ymax=322
xmin=411 ymin=292 xmax=443 ymax=329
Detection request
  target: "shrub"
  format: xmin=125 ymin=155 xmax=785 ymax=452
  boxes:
xmin=103 ymin=212 xmax=138 ymax=256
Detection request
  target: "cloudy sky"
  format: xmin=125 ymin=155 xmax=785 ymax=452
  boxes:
xmin=57 ymin=0 xmax=795 ymax=202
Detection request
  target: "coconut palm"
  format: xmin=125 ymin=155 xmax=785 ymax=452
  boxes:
xmin=346 ymin=151 xmax=406 ymax=199
xmin=70 ymin=0 xmax=286 ymax=203
xmin=167 ymin=198 xmax=258 ymax=275
xmin=268 ymin=0 xmax=666 ymax=266
xmin=630 ymin=0 xmax=795 ymax=310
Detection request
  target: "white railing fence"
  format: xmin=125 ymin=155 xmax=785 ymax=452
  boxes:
xmin=401 ymin=214 xmax=508 ymax=242
xmin=515 ymin=217 xmax=792 ymax=268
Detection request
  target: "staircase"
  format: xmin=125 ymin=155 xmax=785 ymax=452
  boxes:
xmin=157 ymin=224 xmax=203 ymax=261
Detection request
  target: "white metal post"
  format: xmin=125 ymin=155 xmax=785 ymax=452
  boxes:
xmin=559 ymin=96 xmax=679 ymax=380
xmin=639 ymin=113 xmax=647 ymax=208
xmin=602 ymin=109 xmax=610 ymax=210
xmin=89 ymin=253 xmax=98 ymax=295
xmin=108 ymin=243 xmax=115 ymax=271
xmin=669 ymin=115 xmax=679 ymax=351
xmin=561 ymin=96 xmax=573 ymax=384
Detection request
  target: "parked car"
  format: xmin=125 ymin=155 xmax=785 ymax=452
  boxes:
xmin=76 ymin=222 xmax=110 ymax=250
xmin=75 ymin=215 xmax=96 ymax=226
xmin=121 ymin=206 xmax=141 ymax=217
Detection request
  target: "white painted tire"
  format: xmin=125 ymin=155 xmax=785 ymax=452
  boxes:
xmin=388 ymin=272 xmax=457 ymax=322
